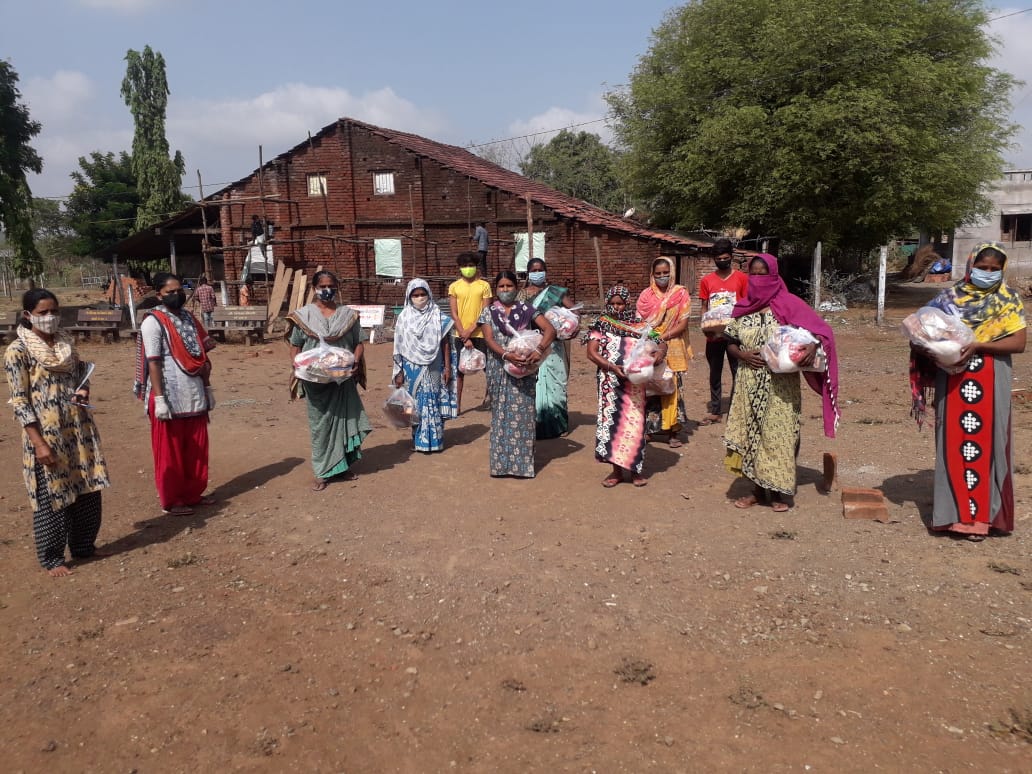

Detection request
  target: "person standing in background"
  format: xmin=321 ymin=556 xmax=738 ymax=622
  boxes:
xmin=448 ymin=252 xmax=492 ymax=412
xmin=699 ymin=238 xmax=749 ymax=425
xmin=471 ymin=222 xmax=489 ymax=276
xmin=194 ymin=275 xmax=217 ymax=330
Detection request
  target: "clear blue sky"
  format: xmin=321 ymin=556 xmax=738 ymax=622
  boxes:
xmin=2 ymin=0 xmax=1030 ymax=199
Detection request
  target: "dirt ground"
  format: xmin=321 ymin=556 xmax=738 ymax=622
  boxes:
xmin=1 ymin=285 xmax=1030 ymax=773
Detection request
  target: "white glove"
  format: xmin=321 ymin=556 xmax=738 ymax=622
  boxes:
xmin=205 ymin=387 xmax=216 ymax=411
xmin=153 ymin=395 xmax=172 ymax=421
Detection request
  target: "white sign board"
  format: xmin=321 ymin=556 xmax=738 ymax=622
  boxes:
xmin=347 ymin=304 xmax=386 ymax=327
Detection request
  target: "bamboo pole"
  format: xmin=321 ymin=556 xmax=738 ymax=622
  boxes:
xmin=196 ymin=169 xmax=214 ymax=282
xmin=592 ymin=236 xmax=605 ymax=305
xmin=876 ymin=245 xmax=888 ymax=325
xmin=525 ymin=195 xmax=534 ymax=268
xmin=257 ymin=146 xmax=271 ymax=297
xmin=811 ymin=241 xmax=822 ymax=309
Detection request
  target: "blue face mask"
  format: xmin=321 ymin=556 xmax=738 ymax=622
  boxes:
xmin=969 ymin=268 xmax=1002 ymax=289
xmin=528 ymin=271 xmax=546 ymax=286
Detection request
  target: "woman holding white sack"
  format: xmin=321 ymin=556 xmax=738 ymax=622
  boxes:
xmin=391 ymin=279 xmax=457 ymax=453
xmin=722 ymin=255 xmax=840 ymax=511
xmin=479 ymin=271 xmax=557 ymax=478
xmin=287 ymin=271 xmax=371 ymax=491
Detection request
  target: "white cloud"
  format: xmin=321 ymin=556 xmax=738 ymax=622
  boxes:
xmin=23 ymin=70 xmax=96 ymax=124
xmin=988 ymin=9 xmax=1032 ymax=168
xmin=504 ymin=97 xmax=613 ymax=150
xmin=167 ymin=83 xmax=450 ymax=187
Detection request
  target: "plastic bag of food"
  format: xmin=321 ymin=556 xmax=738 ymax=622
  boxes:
xmin=383 ymin=387 xmax=418 ymax=428
xmin=458 ymin=346 xmax=486 ymax=374
xmin=625 ymin=325 xmax=661 ymax=384
xmin=293 ymin=337 xmax=356 ymax=383
xmin=700 ymin=306 xmax=732 ymax=334
xmin=901 ymin=306 xmax=974 ymax=371
xmin=503 ymin=328 xmax=544 ymax=378
xmin=761 ymin=326 xmax=827 ymax=373
xmin=645 ymin=365 xmax=676 ymax=396
xmin=544 ymin=304 xmax=583 ymax=340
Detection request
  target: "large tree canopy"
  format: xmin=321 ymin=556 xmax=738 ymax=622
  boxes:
xmin=607 ymin=0 xmax=1017 ymax=253
xmin=121 ymin=46 xmax=186 ymax=231
xmin=519 ymin=130 xmax=627 ymax=213
xmin=65 ymin=151 xmax=140 ymax=256
xmin=0 ymin=59 xmax=43 ymax=277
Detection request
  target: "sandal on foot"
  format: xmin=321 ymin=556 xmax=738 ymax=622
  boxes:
xmin=734 ymin=495 xmax=760 ymax=509
xmin=311 ymin=479 xmax=328 ymax=492
xmin=162 ymin=505 xmax=194 ymax=516
xmin=602 ymin=474 xmax=622 ymax=488
xmin=668 ymin=436 xmax=684 ymax=448
xmin=771 ymin=501 xmax=790 ymax=513
xmin=632 ymin=475 xmax=648 ymax=488
xmin=699 ymin=414 xmax=721 ymax=426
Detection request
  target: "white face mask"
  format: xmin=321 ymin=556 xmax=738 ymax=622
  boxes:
xmin=411 ymin=296 xmax=430 ymax=310
xmin=30 ymin=314 xmax=59 ymax=334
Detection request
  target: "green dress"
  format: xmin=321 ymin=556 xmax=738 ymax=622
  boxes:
xmin=289 ymin=318 xmax=371 ymax=479
xmin=521 ymin=285 xmax=570 ymax=439
xmin=721 ymin=310 xmax=801 ymax=495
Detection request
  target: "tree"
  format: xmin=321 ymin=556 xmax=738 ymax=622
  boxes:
xmin=65 ymin=151 xmax=140 ymax=256
xmin=519 ymin=130 xmax=627 ymax=213
xmin=607 ymin=0 xmax=1017 ymax=254
xmin=121 ymin=46 xmax=186 ymax=231
xmin=0 ymin=59 xmax=43 ymax=277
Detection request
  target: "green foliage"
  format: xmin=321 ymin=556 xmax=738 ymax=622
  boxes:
xmin=66 ymin=151 xmax=140 ymax=256
xmin=519 ymin=130 xmax=627 ymax=213
xmin=121 ymin=46 xmax=187 ymax=231
xmin=607 ymin=0 xmax=1018 ymax=254
xmin=0 ymin=60 xmax=43 ymax=277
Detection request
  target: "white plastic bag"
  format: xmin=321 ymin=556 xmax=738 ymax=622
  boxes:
xmin=544 ymin=303 xmax=583 ymax=340
xmin=458 ymin=346 xmax=486 ymax=374
xmin=625 ymin=325 xmax=660 ymax=385
xmin=383 ymin=387 xmax=418 ymax=428
xmin=293 ymin=337 xmax=356 ymax=383
xmin=503 ymin=328 xmax=544 ymax=378
xmin=761 ymin=326 xmax=827 ymax=373
xmin=645 ymin=365 xmax=676 ymax=396
xmin=901 ymin=306 xmax=974 ymax=372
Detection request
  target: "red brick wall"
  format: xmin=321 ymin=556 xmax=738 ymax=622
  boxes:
xmin=219 ymin=121 xmax=704 ymax=307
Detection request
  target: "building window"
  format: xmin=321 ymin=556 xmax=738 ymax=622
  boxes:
xmin=374 ymin=238 xmax=403 ymax=278
xmin=513 ymin=232 xmax=546 ymax=272
xmin=373 ymin=172 xmax=395 ymax=195
xmin=307 ymin=173 xmax=327 ymax=197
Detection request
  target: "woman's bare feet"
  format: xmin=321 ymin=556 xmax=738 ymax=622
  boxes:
xmin=46 ymin=565 xmax=72 ymax=578
xmin=311 ymin=478 xmax=328 ymax=492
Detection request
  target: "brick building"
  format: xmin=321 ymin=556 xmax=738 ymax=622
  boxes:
xmin=109 ymin=118 xmax=723 ymax=306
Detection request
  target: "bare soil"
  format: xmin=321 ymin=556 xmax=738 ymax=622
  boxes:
xmin=1 ymin=285 xmax=1030 ymax=772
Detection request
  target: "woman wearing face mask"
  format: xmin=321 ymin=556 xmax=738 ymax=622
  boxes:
xmin=911 ymin=242 xmax=1026 ymax=539
xmin=392 ymin=279 xmax=457 ymax=452
xmin=636 ymin=256 xmax=692 ymax=447
xmin=5 ymin=289 xmax=110 ymax=577
xmin=517 ymin=258 xmax=577 ymax=439
xmin=134 ymin=272 xmax=216 ymax=515
xmin=287 ymin=270 xmax=371 ymax=490
xmin=479 ymin=271 xmax=558 ymax=477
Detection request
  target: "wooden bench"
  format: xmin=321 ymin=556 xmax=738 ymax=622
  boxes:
xmin=210 ymin=305 xmax=268 ymax=345
xmin=1 ymin=311 xmax=20 ymax=343
xmin=66 ymin=309 xmax=123 ymax=342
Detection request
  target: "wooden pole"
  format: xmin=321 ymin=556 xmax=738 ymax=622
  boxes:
xmin=592 ymin=236 xmax=605 ymax=305
xmin=169 ymin=237 xmax=177 ymax=275
xmin=112 ymin=253 xmax=126 ymax=309
xmin=811 ymin=241 xmax=822 ymax=309
xmin=257 ymin=145 xmax=271 ymax=297
xmin=876 ymin=245 xmax=888 ymax=325
xmin=525 ymin=195 xmax=534 ymax=268
xmin=196 ymin=170 xmax=214 ymax=282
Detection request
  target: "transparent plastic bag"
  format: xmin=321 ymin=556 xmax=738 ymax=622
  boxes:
xmin=293 ymin=337 xmax=356 ymax=383
xmin=901 ymin=306 xmax=974 ymax=372
xmin=383 ymin=387 xmax=418 ymax=428
xmin=458 ymin=346 xmax=486 ymax=374
xmin=700 ymin=306 xmax=732 ymax=334
xmin=503 ymin=328 xmax=544 ymax=378
xmin=645 ymin=365 xmax=676 ymax=396
xmin=761 ymin=326 xmax=827 ymax=373
xmin=544 ymin=303 xmax=583 ymax=340
xmin=625 ymin=325 xmax=660 ymax=385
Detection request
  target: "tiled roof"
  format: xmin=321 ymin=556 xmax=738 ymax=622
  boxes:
xmin=345 ymin=118 xmax=710 ymax=250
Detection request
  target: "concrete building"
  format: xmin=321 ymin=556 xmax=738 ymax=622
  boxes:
xmin=953 ymin=169 xmax=1032 ymax=275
